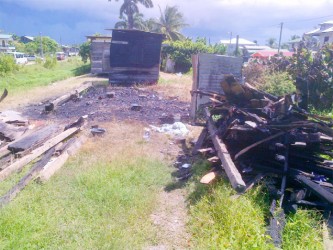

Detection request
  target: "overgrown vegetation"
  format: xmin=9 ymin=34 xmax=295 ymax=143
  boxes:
xmin=244 ymin=44 xmax=333 ymax=110
xmin=162 ymin=39 xmax=226 ymax=73
xmin=79 ymin=41 xmax=91 ymax=63
xmin=0 ymin=54 xmax=19 ymax=76
xmin=0 ymin=57 xmax=89 ymax=93
xmin=187 ymin=160 xmax=324 ymax=249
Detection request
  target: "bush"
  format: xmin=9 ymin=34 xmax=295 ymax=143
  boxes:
xmin=0 ymin=54 xmax=18 ymax=75
xmin=259 ymin=72 xmax=296 ymax=96
xmin=287 ymin=44 xmax=333 ymax=110
xmin=43 ymin=56 xmax=57 ymax=69
xmin=162 ymin=39 xmax=225 ymax=73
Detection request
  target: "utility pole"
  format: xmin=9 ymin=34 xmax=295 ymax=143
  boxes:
xmin=235 ymin=35 xmax=239 ymax=56
xmin=40 ymin=32 xmax=44 ymax=58
xmin=278 ymin=22 xmax=283 ymax=54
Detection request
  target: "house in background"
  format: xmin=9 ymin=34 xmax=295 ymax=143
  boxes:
xmin=220 ymin=38 xmax=256 ymax=56
xmin=86 ymin=35 xmax=112 ymax=74
xmin=20 ymin=36 xmax=34 ymax=44
xmin=304 ymin=20 xmax=333 ymax=49
xmin=0 ymin=34 xmax=15 ymax=53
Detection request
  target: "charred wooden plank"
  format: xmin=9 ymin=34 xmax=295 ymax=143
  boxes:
xmin=234 ymin=131 xmax=285 ymax=160
xmin=295 ymin=175 xmax=333 ymax=205
xmin=8 ymin=125 xmax=58 ymax=153
xmin=45 ymin=82 xmax=93 ymax=112
xmin=205 ymin=108 xmax=246 ymax=192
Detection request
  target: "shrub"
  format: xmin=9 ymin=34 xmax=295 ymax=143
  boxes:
xmin=259 ymin=72 xmax=296 ymax=96
xmin=162 ymin=39 xmax=226 ymax=73
xmin=0 ymin=54 xmax=18 ymax=75
xmin=43 ymin=56 xmax=57 ymax=69
xmin=287 ymin=44 xmax=333 ymax=110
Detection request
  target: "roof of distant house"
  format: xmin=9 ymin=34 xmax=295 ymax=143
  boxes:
xmin=251 ymin=50 xmax=294 ymax=59
xmin=0 ymin=34 xmax=12 ymax=39
xmin=22 ymin=36 xmax=34 ymax=41
xmin=220 ymin=38 xmax=256 ymax=45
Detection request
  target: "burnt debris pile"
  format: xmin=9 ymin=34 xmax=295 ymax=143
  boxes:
xmin=194 ymin=74 xmax=333 ymax=221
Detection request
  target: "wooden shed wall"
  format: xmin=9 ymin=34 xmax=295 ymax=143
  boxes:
xmin=109 ymin=30 xmax=164 ymax=84
xmin=190 ymin=53 xmax=243 ymax=120
xmin=90 ymin=41 xmax=111 ymax=74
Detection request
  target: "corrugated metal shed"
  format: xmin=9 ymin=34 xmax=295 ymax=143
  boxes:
xmin=191 ymin=53 xmax=243 ymax=121
xmin=87 ymin=35 xmax=112 ymax=74
xmin=108 ymin=29 xmax=164 ymax=84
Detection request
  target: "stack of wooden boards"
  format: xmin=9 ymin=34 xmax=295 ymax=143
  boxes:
xmin=0 ymin=113 xmax=87 ymax=207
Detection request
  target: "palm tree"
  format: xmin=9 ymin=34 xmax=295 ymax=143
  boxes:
xmin=153 ymin=5 xmax=188 ymax=41
xmin=115 ymin=13 xmax=147 ymax=30
xmin=109 ymin=0 xmax=153 ymax=29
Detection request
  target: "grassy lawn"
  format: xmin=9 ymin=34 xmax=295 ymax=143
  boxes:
xmin=0 ymin=57 xmax=90 ymax=94
xmin=0 ymin=122 xmax=173 ymax=249
xmin=186 ymin=160 xmax=324 ymax=249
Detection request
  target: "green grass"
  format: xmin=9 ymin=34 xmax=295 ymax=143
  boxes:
xmin=0 ymin=143 xmax=172 ymax=249
xmin=187 ymin=159 xmax=324 ymax=249
xmin=0 ymin=57 xmax=90 ymax=93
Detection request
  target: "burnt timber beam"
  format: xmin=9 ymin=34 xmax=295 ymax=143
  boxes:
xmin=205 ymin=108 xmax=246 ymax=192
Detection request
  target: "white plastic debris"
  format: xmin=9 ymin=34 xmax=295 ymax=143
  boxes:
xmin=181 ymin=163 xmax=191 ymax=169
xmin=150 ymin=122 xmax=189 ymax=137
xmin=143 ymin=128 xmax=151 ymax=141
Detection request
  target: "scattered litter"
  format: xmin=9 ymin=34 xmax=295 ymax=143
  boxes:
xmin=181 ymin=163 xmax=191 ymax=169
xmin=150 ymin=122 xmax=189 ymax=137
xmin=143 ymin=128 xmax=151 ymax=141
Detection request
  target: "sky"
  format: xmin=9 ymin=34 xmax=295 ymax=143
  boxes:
xmin=1 ymin=0 xmax=333 ymax=46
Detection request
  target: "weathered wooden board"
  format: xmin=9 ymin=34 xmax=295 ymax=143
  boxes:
xmin=8 ymin=125 xmax=58 ymax=153
xmin=45 ymin=82 xmax=93 ymax=111
xmin=0 ymin=127 xmax=79 ymax=182
xmin=0 ymin=147 xmax=55 ymax=207
xmin=205 ymin=108 xmax=246 ymax=192
xmin=38 ymin=134 xmax=87 ymax=181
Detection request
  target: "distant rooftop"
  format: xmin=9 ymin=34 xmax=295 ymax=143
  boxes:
xmin=319 ymin=20 xmax=333 ymax=25
xmin=220 ymin=38 xmax=256 ymax=45
xmin=0 ymin=34 xmax=12 ymax=40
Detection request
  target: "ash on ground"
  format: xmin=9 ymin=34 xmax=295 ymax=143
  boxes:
xmin=22 ymin=84 xmax=190 ymax=125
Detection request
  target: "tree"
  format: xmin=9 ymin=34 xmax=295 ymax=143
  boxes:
xmin=153 ymin=5 xmax=187 ymax=41
xmin=25 ymin=36 xmax=58 ymax=55
xmin=79 ymin=41 xmax=91 ymax=63
xmin=115 ymin=13 xmax=147 ymax=30
xmin=267 ymin=37 xmax=277 ymax=48
xmin=109 ymin=0 xmax=153 ymax=30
